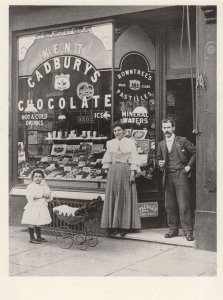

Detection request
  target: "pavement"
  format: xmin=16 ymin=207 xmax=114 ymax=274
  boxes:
xmin=112 ymin=227 xmax=196 ymax=247
xmin=8 ymin=226 xmax=217 ymax=277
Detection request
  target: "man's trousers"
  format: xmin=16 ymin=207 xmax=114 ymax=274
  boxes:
xmin=165 ymin=170 xmax=193 ymax=232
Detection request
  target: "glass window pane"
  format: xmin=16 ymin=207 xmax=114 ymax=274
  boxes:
xmin=114 ymin=24 xmax=157 ymax=190
xmin=17 ymin=24 xmax=112 ymax=184
xmin=167 ymin=27 xmax=196 ymax=74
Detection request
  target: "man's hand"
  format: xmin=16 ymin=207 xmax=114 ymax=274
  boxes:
xmin=184 ymin=166 xmax=191 ymax=173
xmin=158 ymin=160 xmax=165 ymax=168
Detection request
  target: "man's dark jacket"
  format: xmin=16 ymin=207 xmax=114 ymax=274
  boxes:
xmin=156 ymin=136 xmax=196 ymax=187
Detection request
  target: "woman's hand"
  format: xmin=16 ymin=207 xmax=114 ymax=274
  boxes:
xmin=42 ymin=193 xmax=50 ymax=199
xmin=102 ymin=169 xmax=108 ymax=174
xmin=130 ymin=171 xmax=135 ymax=184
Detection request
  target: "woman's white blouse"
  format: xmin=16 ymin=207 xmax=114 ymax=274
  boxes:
xmin=102 ymin=137 xmax=142 ymax=172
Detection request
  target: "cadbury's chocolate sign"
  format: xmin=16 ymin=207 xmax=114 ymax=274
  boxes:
xmin=18 ymin=55 xmax=111 ymax=113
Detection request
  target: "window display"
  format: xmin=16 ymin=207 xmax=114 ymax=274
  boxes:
xmin=17 ymin=24 xmax=112 ymax=184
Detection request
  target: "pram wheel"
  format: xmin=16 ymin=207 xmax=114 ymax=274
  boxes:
xmin=75 ymin=234 xmax=89 ymax=251
xmin=86 ymin=231 xmax=98 ymax=247
xmin=56 ymin=226 xmax=74 ymax=249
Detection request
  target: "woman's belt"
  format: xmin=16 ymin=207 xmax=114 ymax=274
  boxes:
xmin=112 ymin=158 xmax=129 ymax=164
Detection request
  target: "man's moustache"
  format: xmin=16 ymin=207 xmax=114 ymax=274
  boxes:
xmin=165 ymin=132 xmax=171 ymax=134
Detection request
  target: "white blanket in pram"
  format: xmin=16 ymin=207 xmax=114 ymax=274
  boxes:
xmin=53 ymin=205 xmax=79 ymax=217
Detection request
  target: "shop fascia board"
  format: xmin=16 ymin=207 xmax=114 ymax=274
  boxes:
xmin=9 ymin=6 xmax=167 ymax=32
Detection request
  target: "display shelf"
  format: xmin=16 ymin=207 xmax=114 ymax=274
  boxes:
xmin=20 ymin=176 xmax=106 ymax=183
xmin=21 ymin=177 xmax=107 ymax=190
xmin=45 ymin=137 xmax=108 ymax=141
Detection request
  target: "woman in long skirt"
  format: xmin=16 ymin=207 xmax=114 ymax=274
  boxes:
xmin=101 ymin=121 xmax=141 ymax=237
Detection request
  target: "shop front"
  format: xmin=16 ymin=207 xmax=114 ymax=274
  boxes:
xmin=9 ymin=5 xmax=216 ymax=251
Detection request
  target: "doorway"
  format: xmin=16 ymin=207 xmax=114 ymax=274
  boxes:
xmin=166 ymin=78 xmax=196 ymax=219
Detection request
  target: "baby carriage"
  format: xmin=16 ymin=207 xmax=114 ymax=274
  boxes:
xmin=52 ymin=196 xmax=103 ymax=250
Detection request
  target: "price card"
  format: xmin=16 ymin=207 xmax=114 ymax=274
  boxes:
xmin=137 ymin=139 xmax=150 ymax=153
xmin=83 ymin=167 xmax=91 ymax=173
xmin=78 ymin=161 xmax=86 ymax=167
xmin=40 ymin=156 xmax=49 ymax=162
xmin=95 ymin=169 xmax=102 ymax=174
xmin=92 ymin=144 xmax=104 ymax=153
xmin=139 ymin=154 xmax=148 ymax=165
xmin=62 ymin=157 xmax=69 ymax=164
xmin=64 ymin=166 xmax=72 ymax=172
xmin=138 ymin=202 xmax=158 ymax=218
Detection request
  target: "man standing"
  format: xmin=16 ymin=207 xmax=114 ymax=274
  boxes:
xmin=156 ymin=119 xmax=196 ymax=241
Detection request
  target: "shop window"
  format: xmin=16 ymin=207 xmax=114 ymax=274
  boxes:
xmin=17 ymin=23 xmax=112 ymax=186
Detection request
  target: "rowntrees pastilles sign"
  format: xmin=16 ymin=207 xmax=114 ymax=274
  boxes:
xmin=115 ymin=52 xmax=155 ymax=125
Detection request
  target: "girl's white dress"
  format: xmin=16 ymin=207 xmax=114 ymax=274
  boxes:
xmin=21 ymin=182 xmax=52 ymax=226
xmin=100 ymin=137 xmax=142 ymax=229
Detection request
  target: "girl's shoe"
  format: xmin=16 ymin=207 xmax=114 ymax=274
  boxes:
xmin=29 ymin=239 xmax=41 ymax=244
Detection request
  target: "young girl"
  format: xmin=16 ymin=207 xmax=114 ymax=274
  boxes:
xmin=21 ymin=169 xmax=53 ymax=244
